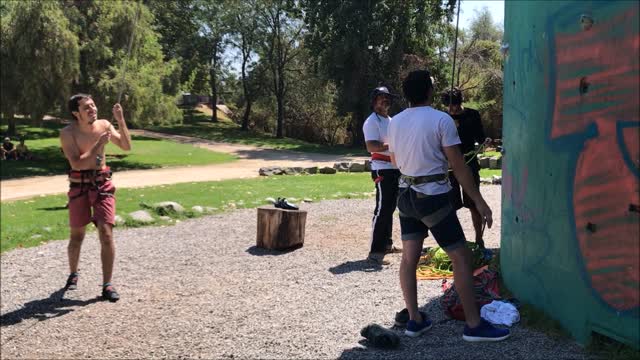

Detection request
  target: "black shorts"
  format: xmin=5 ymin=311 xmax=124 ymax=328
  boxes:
xmin=448 ymin=168 xmax=481 ymax=210
xmin=397 ymin=188 xmax=466 ymax=251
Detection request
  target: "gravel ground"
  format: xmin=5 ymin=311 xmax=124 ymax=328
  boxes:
xmin=1 ymin=185 xmax=589 ymax=359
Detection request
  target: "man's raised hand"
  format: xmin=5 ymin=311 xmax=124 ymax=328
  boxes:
xmin=113 ymin=103 xmax=124 ymax=123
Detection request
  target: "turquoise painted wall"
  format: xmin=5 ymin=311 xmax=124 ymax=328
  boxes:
xmin=502 ymin=0 xmax=639 ymax=348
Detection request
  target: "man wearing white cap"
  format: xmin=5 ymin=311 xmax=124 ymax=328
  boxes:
xmin=362 ymin=86 xmax=402 ymax=265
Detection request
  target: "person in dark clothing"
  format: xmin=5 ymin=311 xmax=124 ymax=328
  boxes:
xmin=442 ymin=88 xmax=491 ymax=248
xmin=2 ymin=137 xmax=17 ymax=160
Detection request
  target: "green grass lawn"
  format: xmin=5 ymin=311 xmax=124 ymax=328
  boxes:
xmin=1 ymin=170 xmax=505 ymax=253
xmin=479 ymin=169 xmax=502 ymax=178
xmin=1 ymin=123 xmax=236 ymax=179
xmin=148 ymin=107 xmax=368 ymax=156
xmin=1 ymin=173 xmax=374 ymax=253
xmin=482 ymin=150 xmax=502 ymax=158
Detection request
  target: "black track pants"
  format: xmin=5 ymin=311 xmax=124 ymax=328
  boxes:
xmin=370 ymin=169 xmax=400 ymax=253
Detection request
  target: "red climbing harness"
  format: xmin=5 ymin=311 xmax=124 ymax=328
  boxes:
xmin=371 ymin=153 xmax=392 ymax=162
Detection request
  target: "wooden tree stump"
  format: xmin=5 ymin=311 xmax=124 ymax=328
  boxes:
xmin=256 ymin=206 xmax=307 ymax=250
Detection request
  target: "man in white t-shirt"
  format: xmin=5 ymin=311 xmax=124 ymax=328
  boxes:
xmin=362 ymin=86 xmax=401 ymax=265
xmin=387 ymin=70 xmax=509 ymax=342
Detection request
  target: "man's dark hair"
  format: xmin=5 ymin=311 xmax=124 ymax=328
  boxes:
xmin=441 ymin=88 xmax=463 ymax=106
xmin=402 ymin=70 xmax=432 ymax=105
xmin=68 ymin=94 xmax=92 ymax=121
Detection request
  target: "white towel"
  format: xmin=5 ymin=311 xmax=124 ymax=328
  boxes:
xmin=480 ymin=300 xmax=520 ymax=327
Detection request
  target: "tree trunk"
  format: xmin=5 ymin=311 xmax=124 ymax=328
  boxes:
xmin=242 ymin=100 xmax=252 ymax=131
xmin=256 ymin=206 xmax=307 ymax=250
xmin=275 ymin=58 xmax=286 ymax=138
xmin=276 ymin=90 xmax=284 ymax=138
xmin=241 ymin=41 xmax=251 ymax=131
xmin=210 ymin=45 xmax=218 ymax=123
xmin=7 ymin=115 xmax=16 ymax=136
xmin=351 ymin=109 xmax=366 ymax=147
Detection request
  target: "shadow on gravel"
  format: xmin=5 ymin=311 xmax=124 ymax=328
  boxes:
xmin=338 ymin=342 xmax=403 ymax=360
xmin=0 ymin=288 xmax=102 ymax=327
xmin=329 ymin=259 xmax=383 ymax=274
xmin=337 ymin=288 xmax=546 ymax=360
xmin=37 ymin=206 xmax=68 ymax=211
xmin=245 ymin=244 xmax=303 ymax=256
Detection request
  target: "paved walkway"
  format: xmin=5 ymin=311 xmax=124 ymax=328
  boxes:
xmin=1 ymin=130 xmax=368 ymax=201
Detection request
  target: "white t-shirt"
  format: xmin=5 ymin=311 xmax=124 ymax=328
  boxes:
xmin=388 ymin=106 xmax=461 ymax=195
xmin=362 ymin=112 xmax=397 ymax=171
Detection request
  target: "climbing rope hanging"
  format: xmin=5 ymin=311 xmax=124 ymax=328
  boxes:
xmin=449 ymin=0 xmax=462 ymax=114
xmin=115 ymin=1 xmax=142 ymax=105
xmin=448 ymin=0 xmax=490 ymax=166
xmin=448 ymin=0 xmax=488 ymax=166
xmin=448 ymin=0 xmax=489 ymax=243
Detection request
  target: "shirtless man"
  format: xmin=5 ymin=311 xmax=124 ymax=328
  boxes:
xmin=60 ymin=94 xmax=131 ymax=302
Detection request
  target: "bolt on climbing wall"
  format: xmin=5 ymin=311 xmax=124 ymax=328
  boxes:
xmin=502 ymin=0 xmax=639 ymax=348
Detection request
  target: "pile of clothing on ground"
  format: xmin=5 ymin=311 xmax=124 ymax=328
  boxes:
xmin=440 ymin=265 xmax=520 ymax=326
xmin=436 ymin=246 xmax=520 ymax=327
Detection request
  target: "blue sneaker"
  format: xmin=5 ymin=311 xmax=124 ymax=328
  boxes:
xmin=404 ymin=314 xmax=433 ymax=337
xmin=463 ymin=319 xmax=510 ymax=342
xmin=395 ymin=309 xmax=428 ymax=328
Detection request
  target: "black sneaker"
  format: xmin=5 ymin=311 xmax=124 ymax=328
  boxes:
xmin=367 ymin=252 xmax=390 ymax=265
xmin=102 ymin=285 xmax=120 ymax=302
xmin=65 ymin=273 xmax=79 ymax=290
xmin=274 ymin=198 xmax=284 ymax=209
xmin=275 ymin=197 xmax=299 ymax=210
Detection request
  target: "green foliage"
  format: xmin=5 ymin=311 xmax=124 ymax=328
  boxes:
xmin=0 ymin=1 xmax=181 ymax=130
xmin=225 ymin=0 xmax=261 ymax=131
xmin=428 ymin=247 xmax=453 ymax=271
xmin=0 ymin=0 xmax=79 ymax=131
xmin=182 ymin=62 xmax=211 ymax=95
xmin=451 ymin=7 xmax=504 ymax=138
xmin=61 ymin=1 xmax=182 ymax=127
xmin=469 ymin=6 xmax=503 ymax=42
xmin=192 ymin=0 xmax=230 ymax=122
xmin=284 ymin=50 xmax=351 ymax=145
xmin=256 ymin=0 xmax=305 ymax=138
xmin=147 ymin=0 xmax=202 ymax=84
xmin=151 ymin=107 xmax=366 ymax=155
xmin=424 ymin=241 xmax=489 ymax=272
xmin=2 ymin=0 xmax=506 ymax=147
xmin=303 ymin=0 xmax=456 ymax=145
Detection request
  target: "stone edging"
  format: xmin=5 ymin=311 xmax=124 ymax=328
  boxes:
xmin=259 ymin=161 xmax=502 ymax=185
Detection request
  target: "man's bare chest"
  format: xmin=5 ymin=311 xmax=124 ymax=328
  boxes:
xmin=72 ymin=126 xmax=106 ymax=152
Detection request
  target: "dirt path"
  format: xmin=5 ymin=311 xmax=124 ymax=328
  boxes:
xmin=1 ymin=130 xmax=368 ymax=201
